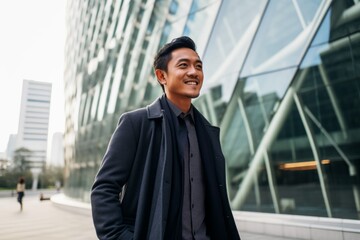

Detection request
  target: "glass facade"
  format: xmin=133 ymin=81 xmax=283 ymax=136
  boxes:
xmin=64 ymin=0 xmax=360 ymax=220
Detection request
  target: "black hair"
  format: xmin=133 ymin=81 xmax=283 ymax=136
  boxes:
xmin=153 ymin=36 xmax=197 ymax=72
xmin=19 ymin=177 xmax=25 ymax=184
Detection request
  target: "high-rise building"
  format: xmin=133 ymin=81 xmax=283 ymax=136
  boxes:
xmin=64 ymin=0 xmax=360 ymax=226
xmin=48 ymin=132 xmax=64 ymax=167
xmin=5 ymin=134 xmax=17 ymax=162
xmin=15 ymin=80 xmax=52 ymax=189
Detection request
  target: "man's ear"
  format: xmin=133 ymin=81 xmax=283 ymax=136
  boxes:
xmin=155 ymin=69 xmax=167 ymax=85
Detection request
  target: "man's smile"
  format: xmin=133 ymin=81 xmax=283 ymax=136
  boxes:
xmin=184 ymin=80 xmax=199 ymax=85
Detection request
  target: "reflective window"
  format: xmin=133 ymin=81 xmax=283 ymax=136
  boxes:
xmin=202 ymin=0 xmax=267 ymax=95
xmin=97 ymin=66 xmax=112 ymax=121
xmin=222 ymin=100 xmax=251 ymax=170
xmin=328 ymin=1 xmax=360 ymax=41
xmin=90 ymin=85 xmax=100 ymax=120
xmin=107 ymin=67 xmax=122 ymax=114
xmin=241 ymin=0 xmax=324 ymax=77
xmin=351 ymin=32 xmax=360 ymax=76
xmin=82 ymin=93 xmax=92 ymax=126
xmin=222 ymin=0 xmax=360 ymax=220
xmin=170 ymin=0 xmax=219 ymax=22
xmin=78 ymin=93 xmax=87 ymax=127
xmin=244 ymin=68 xmax=296 ymax=102
xmin=158 ymin=1 xmax=220 ymax=56
xmin=269 ymin=102 xmax=328 ymax=217
xmin=183 ymin=1 xmax=220 ymax=55
xmin=115 ymin=0 xmax=134 ymax=39
xmin=223 ymin=69 xmax=295 ymax=195
xmin=169 ymin=0 xmax=179 ymax=15
xmin=262 ymin=1 xmax=360 ymax=219
xmin=311 ymin=10 xmax=331 ymax=46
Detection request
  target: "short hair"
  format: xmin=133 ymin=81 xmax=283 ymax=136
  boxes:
xmin=19 ymin=177 xmax=25 ymax=184
xmin=153 ymin=36 xmax=197 ymax=72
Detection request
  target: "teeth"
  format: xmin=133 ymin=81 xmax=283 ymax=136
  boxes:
xmin=186 ymin=81 xmax=197 ymax=85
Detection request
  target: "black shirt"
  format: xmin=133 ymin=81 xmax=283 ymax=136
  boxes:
xmin=166 ymin=99 xmax=209 ymax=240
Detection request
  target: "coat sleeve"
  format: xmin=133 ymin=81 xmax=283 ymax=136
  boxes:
xmin=91 ymin=113 xmax=138 ymax=240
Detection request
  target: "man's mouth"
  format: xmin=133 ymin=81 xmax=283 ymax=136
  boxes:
xmin=185 ymin=80 xmax=198 ymax=85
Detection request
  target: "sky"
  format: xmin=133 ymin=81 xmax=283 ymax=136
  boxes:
xmin=0 ymin=0 xmax=66 ymax=152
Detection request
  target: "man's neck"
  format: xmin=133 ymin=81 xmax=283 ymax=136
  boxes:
xmin=166 ymin=95 xmax=192 ymax=113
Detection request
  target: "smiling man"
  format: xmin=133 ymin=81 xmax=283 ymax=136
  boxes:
xmin=91 ymin=36 xmax=241 ymax=240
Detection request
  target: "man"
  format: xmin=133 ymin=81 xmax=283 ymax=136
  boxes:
xmin=91 ymin=36 xmax=240 ymax=240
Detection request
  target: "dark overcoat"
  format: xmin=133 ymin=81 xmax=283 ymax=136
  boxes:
xmin=91 ymin=95 xmax=240 ymax=240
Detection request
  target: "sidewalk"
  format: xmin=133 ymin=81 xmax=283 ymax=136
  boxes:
xmin=0 ymin=192 xmax=300 ymax=240
xmin=0 ymin=193 xmax=97 ymax=240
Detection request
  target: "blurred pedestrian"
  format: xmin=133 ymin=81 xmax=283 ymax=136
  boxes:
xmin=16 ymin=177 xmax=25 ymax=211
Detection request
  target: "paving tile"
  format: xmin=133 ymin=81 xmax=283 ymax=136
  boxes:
xmin=0 ymin=193 xmax=97 ymax=240
xmin=0 ymin=190 xmax=303 ymax=240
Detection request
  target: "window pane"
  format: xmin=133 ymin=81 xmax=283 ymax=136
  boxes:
xmin=241 ymin=0 xmax=324 ymax=76
xmin=202 ymin=0 xmax=267 ymax=96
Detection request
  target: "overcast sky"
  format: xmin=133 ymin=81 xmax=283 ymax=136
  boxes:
xmin=0 ymin=0 xmax=66 ymax=152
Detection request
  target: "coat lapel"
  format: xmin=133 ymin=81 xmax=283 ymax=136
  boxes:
xmin=193 ymin=109 xmax=231 ymax=239
xmin=146 ymin=96 xmax=182 ymax=239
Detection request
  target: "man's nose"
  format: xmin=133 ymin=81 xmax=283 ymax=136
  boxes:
xmin=187 ymin=65 xmax=199 ymax=77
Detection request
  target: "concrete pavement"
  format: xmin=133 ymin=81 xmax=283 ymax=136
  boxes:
xmin=0 ymin=191 xmax=97 ymax=240
xmin=0 ymin=190 xmax=301 ymax=240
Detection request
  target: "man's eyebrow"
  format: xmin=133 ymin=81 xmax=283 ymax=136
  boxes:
xmin=176 ymin=58 xmax=203 ymax=64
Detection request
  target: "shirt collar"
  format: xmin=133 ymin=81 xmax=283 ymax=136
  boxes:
xmin=165 ymin=96 xmax=195 ymax=122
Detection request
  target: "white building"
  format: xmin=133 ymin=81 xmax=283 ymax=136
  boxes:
xmin=48 ymin=132 xmax=64 ymax=167
xmin=15 ymin=80 xmax=52 ymax=189
xmin=5 ymin=134 xmax=17 ymax=162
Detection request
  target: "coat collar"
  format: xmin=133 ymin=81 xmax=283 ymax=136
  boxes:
xmin=146 ymin=95 xmax=164 ymax=119
xmin=146 ymin=94 xmax=217 ymax=131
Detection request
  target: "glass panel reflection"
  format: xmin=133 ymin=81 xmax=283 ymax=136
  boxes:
xmin=350 ymin=32 xmax=360 ymax=77
xmin=223 ymin=69 xmax=295 ymax=204
xmin=182 ymin=0 xmax=220 ymax=55
xmin=241 ymin=161 xmax=274 ymax=213
xmin=269 ymin=102 xmax=328 ymax=217
xmin=224 ymin=0 xmax=360 ymax=219
xmin=260 ymin=1 xmax=360 ymax=219
xmin=202 ymin=0 xmax=267 ymax=94
xmin=328 ymin=1 xmax=360 ymax=41
xmin=241 ymin=0 xmax=324 ymax=76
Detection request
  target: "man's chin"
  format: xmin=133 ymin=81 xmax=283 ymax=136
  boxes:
xmin=187 ymin=93 xmax=200 ymax=99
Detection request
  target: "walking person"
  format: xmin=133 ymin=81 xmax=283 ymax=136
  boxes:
xmin=91 ymin=36 xmax=241 ymax=240
xmin=16 ymin=177 xmax=25 ymax=211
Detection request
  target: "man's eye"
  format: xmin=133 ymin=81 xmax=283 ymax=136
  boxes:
xmin=196 ymin=64 xmax=203 ymax=69
xmin=179 ymin=63 xmax=187 ymax=67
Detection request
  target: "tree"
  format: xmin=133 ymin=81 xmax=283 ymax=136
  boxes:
xmin=38 ymin=166 xmax=65 ymax=189
xmin=0 ymin=170 xmax=32 ymax=189
xmin=0 ymin=148 xmax=32 ymax=189
xmin=12 ymin=147 xmax=32 ymax=172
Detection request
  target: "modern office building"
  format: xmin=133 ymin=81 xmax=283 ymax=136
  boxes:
xmin=5 ymin=134 xmax=17 ymax=162
xmin=15 ymin=80 xmax=52 ymax=189
xmin=48 ymin=132 xmax=64 ymax=167
xmin=64 ymin=0 xmax=360 ymax=223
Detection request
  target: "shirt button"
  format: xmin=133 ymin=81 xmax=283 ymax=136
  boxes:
xmin=192 ymin=203 xmax=194 ymax=208
xmin=191 ymin=177 xmax=193 ymax=182
xmin=190 ymin=153 xmax=193 ymax=157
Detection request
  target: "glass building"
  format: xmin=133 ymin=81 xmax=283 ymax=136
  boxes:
xmin=64 ymin=0 xmax=360 ymax=221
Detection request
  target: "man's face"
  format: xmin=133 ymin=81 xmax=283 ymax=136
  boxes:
xmin=160 ymin=48 xmax=204 ymax=103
